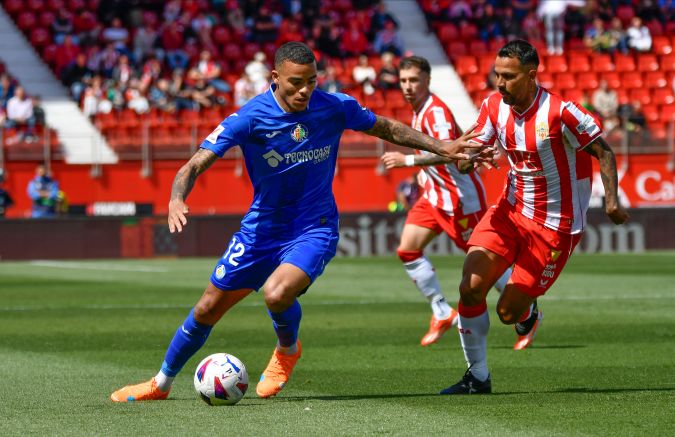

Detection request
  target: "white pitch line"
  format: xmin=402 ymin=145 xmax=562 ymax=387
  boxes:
xmin=0 ymin=294 xmax=674 ymax=312
xmin=27 ymin=260 xmax=169 ymax=273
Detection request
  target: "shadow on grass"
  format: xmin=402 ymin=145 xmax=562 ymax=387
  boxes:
xmin=493 ymin=344 xmax=586 ymax=350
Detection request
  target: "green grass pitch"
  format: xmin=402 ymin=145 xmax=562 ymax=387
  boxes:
xmin=1 ymin=253 xmax=674 ymax=436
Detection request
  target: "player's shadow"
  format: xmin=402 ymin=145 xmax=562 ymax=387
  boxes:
xmin=275 ymin=393 xmax=441 ymax=402
xmin=551 ymin=387 xmax=675 ymax=394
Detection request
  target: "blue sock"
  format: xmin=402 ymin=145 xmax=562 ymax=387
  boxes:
xmin=268 ymin=300 xmax=302 ymax=347
xmin=160 ymin=309 xmax=213 ymax=377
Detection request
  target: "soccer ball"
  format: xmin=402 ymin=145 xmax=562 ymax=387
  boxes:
xmin=194 ymin=353 xmax=249 ymax=405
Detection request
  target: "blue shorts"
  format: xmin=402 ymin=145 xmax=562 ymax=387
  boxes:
xmin=209 ymin=227 xmax=339 ymax=292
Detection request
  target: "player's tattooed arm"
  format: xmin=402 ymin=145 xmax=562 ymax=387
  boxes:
xmin=168 ymin=148 xmax=219 ymax=233
xmin=365 ymin=116 xmax=484 ymax=161
xmin=584 ymin=137 xmax=629 ymax=225
xmin=380 ymin=151 xmax=453 ymax=170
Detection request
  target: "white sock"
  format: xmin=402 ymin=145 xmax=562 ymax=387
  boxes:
xmin=493 ymin=267 xmax=512 ymax=294
xmin=404 ymin=256 xmax=452 ymax=319
xmin=458 ymin=308 xmax=490 ymax=381
xmin=154 ymin=370 xmax=174 ymax=392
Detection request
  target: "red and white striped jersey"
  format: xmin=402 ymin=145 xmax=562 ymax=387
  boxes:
xmin=476 ymin=87 xmax=601 ymax=234
xmin=412 ymin=94 xmax=487 ymax=216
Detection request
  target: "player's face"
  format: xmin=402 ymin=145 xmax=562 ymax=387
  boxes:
xmin=272 ymin=61 xmax=318 ymax=112
xmin=494 ymin=56 xmax=537 ymax=108
xmin=399 ymin=67 xmax=430 ymax=109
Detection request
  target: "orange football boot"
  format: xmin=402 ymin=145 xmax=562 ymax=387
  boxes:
xmin=514 ymin=309 xmax=544 ymax=350
xmin=110 ymin=378 xmax=170 ymax=402
xmin=256 ymin=341 xmax=302 ymax=398
xmin=420 ymin=310 xmax=459 ymax=346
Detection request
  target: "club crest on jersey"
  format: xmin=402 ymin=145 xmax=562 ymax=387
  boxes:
xmin=215 ymin=264 xmax=225 ymax=279
xmin=290 ymin=124 xmax=308 ymax=142
xmin=536 ymin=121 xmax=549 ymax=141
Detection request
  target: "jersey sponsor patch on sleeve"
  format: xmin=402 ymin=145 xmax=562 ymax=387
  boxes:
xmin=206 ymin=125 xmax=225 ymax=144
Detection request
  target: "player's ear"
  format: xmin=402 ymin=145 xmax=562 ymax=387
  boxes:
xmin=271 ymin=69 xmax=280 ymax=85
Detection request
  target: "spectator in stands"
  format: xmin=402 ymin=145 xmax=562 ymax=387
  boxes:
xmin=191 ymin=11 xmax=216 ymax=52
xmin=168 ymin=69 xmax=197 ymax=111
xmin=377 ymin=52 xmax=399 ymax=90
xmin=32 ymin=95 xmax=45 ymax=127
xmin=476 ymin=4 xmax=503 ymax=41
xmin=318 ymin=65 xmax=343 ymax=94
xmin=448 ymin=0 xmax=473 ymax=21
xmin=245 ymin=52 xmax=271 ymax=95
xmin=621 ymin=100 xmax=647 ymax=134
xmin=353 ymin=54 xmax=377 ymax=95
xmin=592 ymin=80 xmax=619 ymax=120
xmin=133 ymin=22 xmax=159 ymax=64
xmin=607 ymin=17 xmax=629 ymax=54
xmin=500 ymin=8 xmax=522 ymax=41
xmin=317 ymin=25 xmax=343 ymax=59
xmin=54 ymin=35 xmax=81 ymax=77
xmin=139 ymin=57 xmax=162 ymax=92
xmin=233 ymin=72 xmax=256 ymax=107
xmin=61 ymin=53 xmax=93 ymax=102
xmin=190 ymin=78 xmax=217 ymax=109
xmin=342 ymin=21 xmax=369 ymax=58
xmin=538 ymin=0 xmax=566 ymax=54
xmin=126 ymin=78 xmax=150 ymax=114
xmin=373 ymin=20 xmax=404 ymax=56
xmin=82 ymin=75 xmax=106 ymax=117
xmin=74 ymin=9 xmax=101 ymax=47
xmin=276 ymin=17 xmax=305 ymax=46
xmin=27 ymin=164 xmax=59 ymax=218
xmin=0 ymin=169 xmax=13 ymax=218
xmin=102 ymin=17 xmax=130 ymax=52
xmin=522 ymin=11 xmax=542 ymax=42
xmin=52 ymin=9 xmax=76 ymax=45
xmin=160 ymin=21 xmax=189 ymax=70
xmin=149 ymin=78 xmax=176 ymax=113
xmin=584 ymin=18 xmax=612 ymax=52
xmin=250 ymin=6 xmax=279 ymax=44
xmin=163 ymin=0 xmax=182 ymax=23
xmin=370 ymin=1 xmax=399 ymax=40
xmin=188 ymin=50 xmax=230 ymax=93
xmin=99 ymin=43 xmax=121 ymax=78
xmin=6 ymin=86 xmax=36 ymax=142
xmin=226 ymin=0 xmax=247 ymax=40
xmin=626 ymin=17 xmax=652 ymax=52
xmin=0 ymin=73 xmax=15 ymax=109
xmin=563 ymin=3 xmax=587 ymax=39
xmin=112 ymin=54 xmax=134 ymax=88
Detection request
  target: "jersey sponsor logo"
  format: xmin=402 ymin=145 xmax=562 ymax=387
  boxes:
xmin=206 ymin=125 xmax=225 ymax=144
xmin=290 ymin=124 xmax=308 ymax=142
xmin=458 ymin=218 xmax=469 ymax=229
xmin=265 ymin=130 xmax=282 ymax=138
xmin=550 ymin=250 xmax=561 ymax=261
xmin=262 ymin=149 xmax=284 ymax=167
xmin=215 ymin=264 xmax=225 ymax=279
xmin=536 ymin=121 xmax=549 ymax=141
xmin=576 ymin=117 xmax=595 ymax=135
xmin=284 ymin=145 xmax=331 ymax=165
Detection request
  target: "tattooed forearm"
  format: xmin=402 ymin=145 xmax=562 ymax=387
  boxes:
xmin=364 ymin=116 xmax=444 ymax=155
xmin=413 ymin=154 xmax=454 ymax=166
xmin=585 ymin=138 xmax=619 ymax=207
xmin=170 ymin=148 xmax=219 ymax=201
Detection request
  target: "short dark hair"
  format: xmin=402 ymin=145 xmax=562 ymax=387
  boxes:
xmin=399 ymin=56 xmax=431 ymax=75
xmin=497 ymin=40 xmax=539 ymax=68
xmin=274 ymin=42 xmax=315 ymax=69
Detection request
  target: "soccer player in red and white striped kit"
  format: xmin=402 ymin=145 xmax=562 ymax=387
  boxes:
xmin=440 ymin=40 xmax=629 ymax=394
xmin=382 ymin=56 xmax=513 ymax=347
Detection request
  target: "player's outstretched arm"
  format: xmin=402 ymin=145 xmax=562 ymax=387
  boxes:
xmin=168 ymin=148 xmax=219 ymax=233
xmin=583 ymin=137 xmax=629 ymax=225
xmin=364 ymin=116 xmax=485 ymax=161
xmin=380 ymin=151 xmax=454 ymax=170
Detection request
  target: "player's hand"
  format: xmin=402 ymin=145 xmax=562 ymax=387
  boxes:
xmin=438 ymin=124 xmax=485 ymax=160
xmin=168 ymin=198 xmax=189 ymax=233
xmin=381 ymin=151 xmax=407 ymax=169
xmin=606 ymin=204 xmax=629 ymax=225
xmin=468 ymin=146 xmax=498 ymax=170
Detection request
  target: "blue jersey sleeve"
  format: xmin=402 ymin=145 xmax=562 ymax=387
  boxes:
xmin=335 ymin=93 xmax=377 ymax=131
xmin=199 ymin=113 xmax=251 ymax=157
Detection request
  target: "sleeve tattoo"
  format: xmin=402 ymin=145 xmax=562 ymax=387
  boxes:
xmin=170 ymin=148 xmax=219 ymax=201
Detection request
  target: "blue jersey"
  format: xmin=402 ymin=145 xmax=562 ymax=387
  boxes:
xmin=200 ymin=85 xmax=377 ymax=238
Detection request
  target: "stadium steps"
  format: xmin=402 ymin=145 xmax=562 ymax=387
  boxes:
xmin=0 ymin=6 xmax=117 ymax=164
xmin=384 ymin=0 xmax=478 ymax=129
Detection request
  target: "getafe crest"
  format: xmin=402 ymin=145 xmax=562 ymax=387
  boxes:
xmin=290 ymin=124 xmax=308 ymax=142
xmin=536 ymin=121 xmax=549 ymax=141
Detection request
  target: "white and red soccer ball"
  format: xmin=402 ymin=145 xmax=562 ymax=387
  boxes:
xmin=194 ymin=353 xmax=248 ymax=405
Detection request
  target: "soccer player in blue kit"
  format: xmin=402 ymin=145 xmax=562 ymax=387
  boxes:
xmin=111 ymin=42 xmax=488 ymax=402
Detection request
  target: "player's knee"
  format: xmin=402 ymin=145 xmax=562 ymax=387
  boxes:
xmin=193 ymin=300 xmax=218 ymax=323
xmin=458 ymin=275 xmax=487 ymax=305
xmin=397 ymin=249 xmax=422 ymax=263
xmin=263 ymin=283 xmax=295 ymax=312
xmin=496 ymin=303 xmax=518 ymax=325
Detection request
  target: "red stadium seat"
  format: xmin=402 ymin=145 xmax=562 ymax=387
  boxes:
xmin=458 ymin=23 xmax=478 ymax=40
xmin=222 ymin=43 xmax=242 ymax=61
xmin=644 ymin=71 xmax=667 ymax=88
xmin=652 ymin=36 xmax=673 ymax=55
xmin=555 ymin=73 xmax=576 ymax=90
xmin=478 ymin=55 xmax=495 ymax=74
xmin=41 ymin=44 xmax=58 ymax=66
xmin=454 ymin=55 xmax=478 ymax=77
xmin=629 ymin=88 xmax=651 ymax=106
xmin=4 ymin=0 xmax=24 ymax=16
xmin=661 ymin=55 xmax=675 ymax=72
xmin=243 ymin=42 xmax=261 ymax=60
xmin=645 ymin=19 xmax=664 ymax=37
xmin=616 ymin=88 xmax=629 ymax=104
xmin=637 ymin=54 xmax=659 ymax=72
xmin=576 ymin=72 xmax=599 ymax=91
xmin=464 ymin=75 xmax=487 ymax=93
xmin=590 ymin=54 xmax=614 ymax=73
xmin=39 ymin=10 xmax=56 ymax=27
xmin=562 ymin=89 xmax=584 ymax=103
xmin=537 ymin=72 xmax=554 ymax=89
xmin=445 ymin=41 xmax=467 ymax=59
xmin=437 ymin=23 xmax=458 ymax=43
xmin=661 ymin=104 xmax=675 ymax=123
xmin=30 ymin=27 xmax=51 ymax=48
xmin=641 ymin=104 xmax=660 ymax=124
xmin=17 ymin=11 xmax=37 ymax=31
xmin=568 ymin=54 xmax=591 ymax=73
xmin=602 ymin=72 xmax=621 ymax=89
xmin=468 ymin=40 xmax=489 ymax=57
xmin=621 ymin=72 xmax=643 ymax=89
xmin=616 ymin=5 xmax=635 ymax=26
xmin=68 ymin=0 xmax=85 ymax=9
xmin=212 ymin=26 xmax=232 ymax=45
xmin=652 ymin=88 xmax=675 ymax=105
xmin=27 ymin=0 xmax=45 ymax=12
xmin=614 ymin=54 xmax=636 ymax=72
xmin=546 ymin=55 xmax=568 ymax=73
xmin=47 ymin=0 xmax=65 ymax=10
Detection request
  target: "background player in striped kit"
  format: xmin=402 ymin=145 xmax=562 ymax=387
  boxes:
xmin=440 ymin=40 xmax=629 ymax=394
xmin=381 ymin=56 xmax=513 ymax=348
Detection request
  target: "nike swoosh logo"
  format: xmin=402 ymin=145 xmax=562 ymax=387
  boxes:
xmin=265 ymin=131 xmax=282 ymax=138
